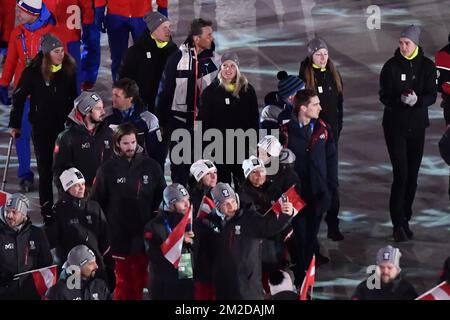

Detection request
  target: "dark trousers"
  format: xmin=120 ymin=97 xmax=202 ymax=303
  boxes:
xmin=325 ymin=134 xmax=340 ymax=229
xmin=31 ymin=127 xmax=61 ymax=217
xmin=151 ymin=278 xmax=194 ymax=300
xmin=291 ymin=205 xmax=323 ymax=286
xmin=384 ymin=127 xmax=425 ymax=228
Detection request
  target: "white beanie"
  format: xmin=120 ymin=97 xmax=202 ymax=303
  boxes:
xmin=59 ymin=168 xmax=85 ymax=192
xmin=190 ymin=159 xmax=217 ymax=182
xmin=269 ymin=270 xmax=294 ymax=296
xmin=242 ymin=156 xmax=265 ymax=179
xmin=17 ymin=0 xmax=42 ymax=16
xmin=258 ymin=135 xmax=282 ymax=157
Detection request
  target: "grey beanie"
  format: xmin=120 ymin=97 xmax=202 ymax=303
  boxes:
xmin=221 ymin=52 xmax=239 ymax=67
xmin=400 ymin=25 xmax=421 ymax=45
xmin=41 ymin=32 xmax=63 ymax=54
xmin=211 ymin=182 xmax=239 ymax=208
xmin=74 ymin=91 xmax=102 ymax=115
xmin=5 ymin=193 xmax=29 ymax=216
xmin=376 ymin=245 xmax=402 ymax=270
xmin=66 ymin=244 xmax=96 ymax=268
xmin=143 ymin=11 xmax=169 ymax=34
xmin=163 ymin=183 xmax=190 ymax=208
xmin=307 ymin=37 xmax=328 ymax=56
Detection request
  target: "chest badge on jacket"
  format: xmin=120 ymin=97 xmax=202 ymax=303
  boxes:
xmin=143 ymin=175 xmax=149 ymax=184
xmin=235 ymin=225 xmax=241 ymax=235
xmin=4 ymin=243 xmax=14 ymax=250
xmin=116 ymin=177 xmax=126 ymax=184
xmin=146 ymin=52 xmax=151 ymax=59
xmin=29 ymin=241 xmax=36 ymax=250
xmin=81 ymin=142 xmax=90 ymax=149
xmin=86 ymin=215 xmax=92 ymax=224
xmin=104 ymin=141 xmax=110 ymax=149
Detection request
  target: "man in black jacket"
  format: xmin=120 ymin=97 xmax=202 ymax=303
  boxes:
xmin=155 ymin=18 xmax=221 ymax=185
xmin=0 ymin=193 xmax=53 ymax=300
xmin=106 ymin=78 xmax=165 ymax=169
xmin=197 ymin=182 xmax=294 ymax=300
xmin=379 ymin=25 xmax=437 ymax=242
xmin=45 ymin=244 xmax=111 ymax=300
xmin=53 ymin=91 xmax=113 ymax=196
xmin=352 ymin=245 xmax=417 ymax=300
xmin=90 ymin=123 xmax=166 ymax=300
xmin=119 ymin=11 xmax=177 ymax=112
xmin=144 ymin=183 xmax=195 ymax=300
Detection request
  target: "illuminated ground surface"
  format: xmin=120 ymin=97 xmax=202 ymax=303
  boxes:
xmin=0 ymin=0 xmax=449 ymax=299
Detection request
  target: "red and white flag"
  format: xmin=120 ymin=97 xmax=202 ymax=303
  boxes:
xmin=0 ymin=190 xmax=11 ymax=207
xmin=197 ymin=196 xmax=215 ymax=220
xmin=416 ymin=281 xmax=450 ymax=300
xmin=299 ymin=255 xmax=316 ymax=300
xmin=271 ymin=185 xmax=306 ymax=217
xmin=160 ymin=206 xmax=193 ymax=268
xmin=13 ymin=265 xmax=58 ymax=297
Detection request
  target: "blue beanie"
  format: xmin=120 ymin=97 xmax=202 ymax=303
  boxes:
xmin=277 ymin=71 xmax=305 ymax=100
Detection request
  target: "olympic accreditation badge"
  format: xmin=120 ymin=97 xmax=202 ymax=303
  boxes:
xmin=178 ymin=252 xmax=193 ymax=279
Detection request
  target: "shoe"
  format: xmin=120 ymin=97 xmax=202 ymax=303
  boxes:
xmin=393 ymin=227 xmax=408 ymax=242
xmin=316 ymin=253 xmax=330 ymax=266
xmin=403 ymin=222 xmax=414 ymax=240
xmin=327 ymin=228 xmax=344 ymax=241
xmin=19 ymin=179 xmax=33 ymax=193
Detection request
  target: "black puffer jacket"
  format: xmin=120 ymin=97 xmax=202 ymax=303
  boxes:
xmin=380 ymin=47 xmax=437 ymax=133
xmin=9 ymin=53 xmax=77 ymax=131
xmin=197 ymin=202 xmax=292 ymax=300
xmin=45 ymin=270 xmax=111 ymax=300
xmin=90 ymin=149 xmax=166 ymax=255
xmin=0 ymin=218 xmax=53 ymax=300
xmin=352 ymin=275 xmax=418 ymax=300
xmin=46 ymin=193 xmax=110 ymax=271
xmin=53 ymin=107 xmax=114 ymax=188
xmin=119 ymin=31 xmax=177 ymax=111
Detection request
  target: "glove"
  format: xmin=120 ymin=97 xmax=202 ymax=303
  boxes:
xmin=157 ymin=6 xmax=168 ymax=17
xmin=94 ymin=6 xmax=106 ymax=33
xmin=0 ymin=85 xmax=11 ymax=105
xmin=401 ymin=90 xmax=418 ymax=106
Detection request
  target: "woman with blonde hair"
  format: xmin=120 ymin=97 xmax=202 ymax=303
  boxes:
xmin=9 ymin=32 xmax=77 ymax=224
xmin=199 ymin=52 xmax=259 ymax=190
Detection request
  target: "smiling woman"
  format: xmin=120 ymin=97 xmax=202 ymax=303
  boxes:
xmin=8 ymin=32 xmax=77 ymax=224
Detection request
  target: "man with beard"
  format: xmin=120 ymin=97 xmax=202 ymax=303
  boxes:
xmin=45 ymin=244 xmax=111 ymax=300
xmin=90 ymin=123 xmax=166 ymax=300
xmin=53 ymin=91 xmax=113 ymax=198
xmin=352 ymin=245 xmax=417 ymax=300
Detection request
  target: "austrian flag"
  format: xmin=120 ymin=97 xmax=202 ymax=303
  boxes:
xmin=31 ymin=265 xmax=58 ymax=297
xmin=197 ymin=196 xmax=215 ymax=220
xmin=416 ymin=281 xmax=450 ymax=300
xmin=160 ymin=206 xmax=193 ymax=268
xmin=272 ymin=185 xmax=306 ymax=217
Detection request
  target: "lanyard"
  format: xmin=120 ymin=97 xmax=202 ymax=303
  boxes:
xmin=163 ymin=217 xmax=172 ymax=233
xmin=21 ymin=32 xmax=31 ymax=64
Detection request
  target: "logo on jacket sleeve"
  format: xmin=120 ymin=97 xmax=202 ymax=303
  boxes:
xmin=104 ymin=141 xmax=110 ymax=149
xmin=86 ymin=215 xmax=92 ymax=224
xmin=117 ymin=177 xmax=126 ymax=184
xmin=81 ymin=142 xmax=90 ymax=149
xmin=235 ymin=225 xmax=241 ymax=235
xmin=29 ymin=241 xmax=36 ymax=250
xmin=4 ymin=243 xmax=14 ymax=250
xmin=143 ymin=175 xmax=149 ymax=185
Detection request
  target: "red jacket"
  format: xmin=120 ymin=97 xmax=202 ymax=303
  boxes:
xmin=96 ymin=0 xmax=168 ymax=18
xmin=44 ymin=0 xmax=94 ymax=43
xmin=0 ymin=0 xmax=16 ymax=43
xmin=436 ymin=45 xmax=450 ymax=97
xmin=0 ymin=24 xmax=57 ymax=88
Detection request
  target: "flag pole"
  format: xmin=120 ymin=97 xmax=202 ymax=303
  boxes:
xmin=13 ymin=264 xmax=58 ymax=279
xmin=310 ymin=285 xmax=314 ymax=300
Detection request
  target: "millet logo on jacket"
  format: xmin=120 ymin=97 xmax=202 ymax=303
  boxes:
xmin=81 ymin=142 xmax=90 ymax=149
xmin=117 ymin=177 xmax=126 ymax=184
xmin=4 ymin=243 xmax=14 ymax=250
